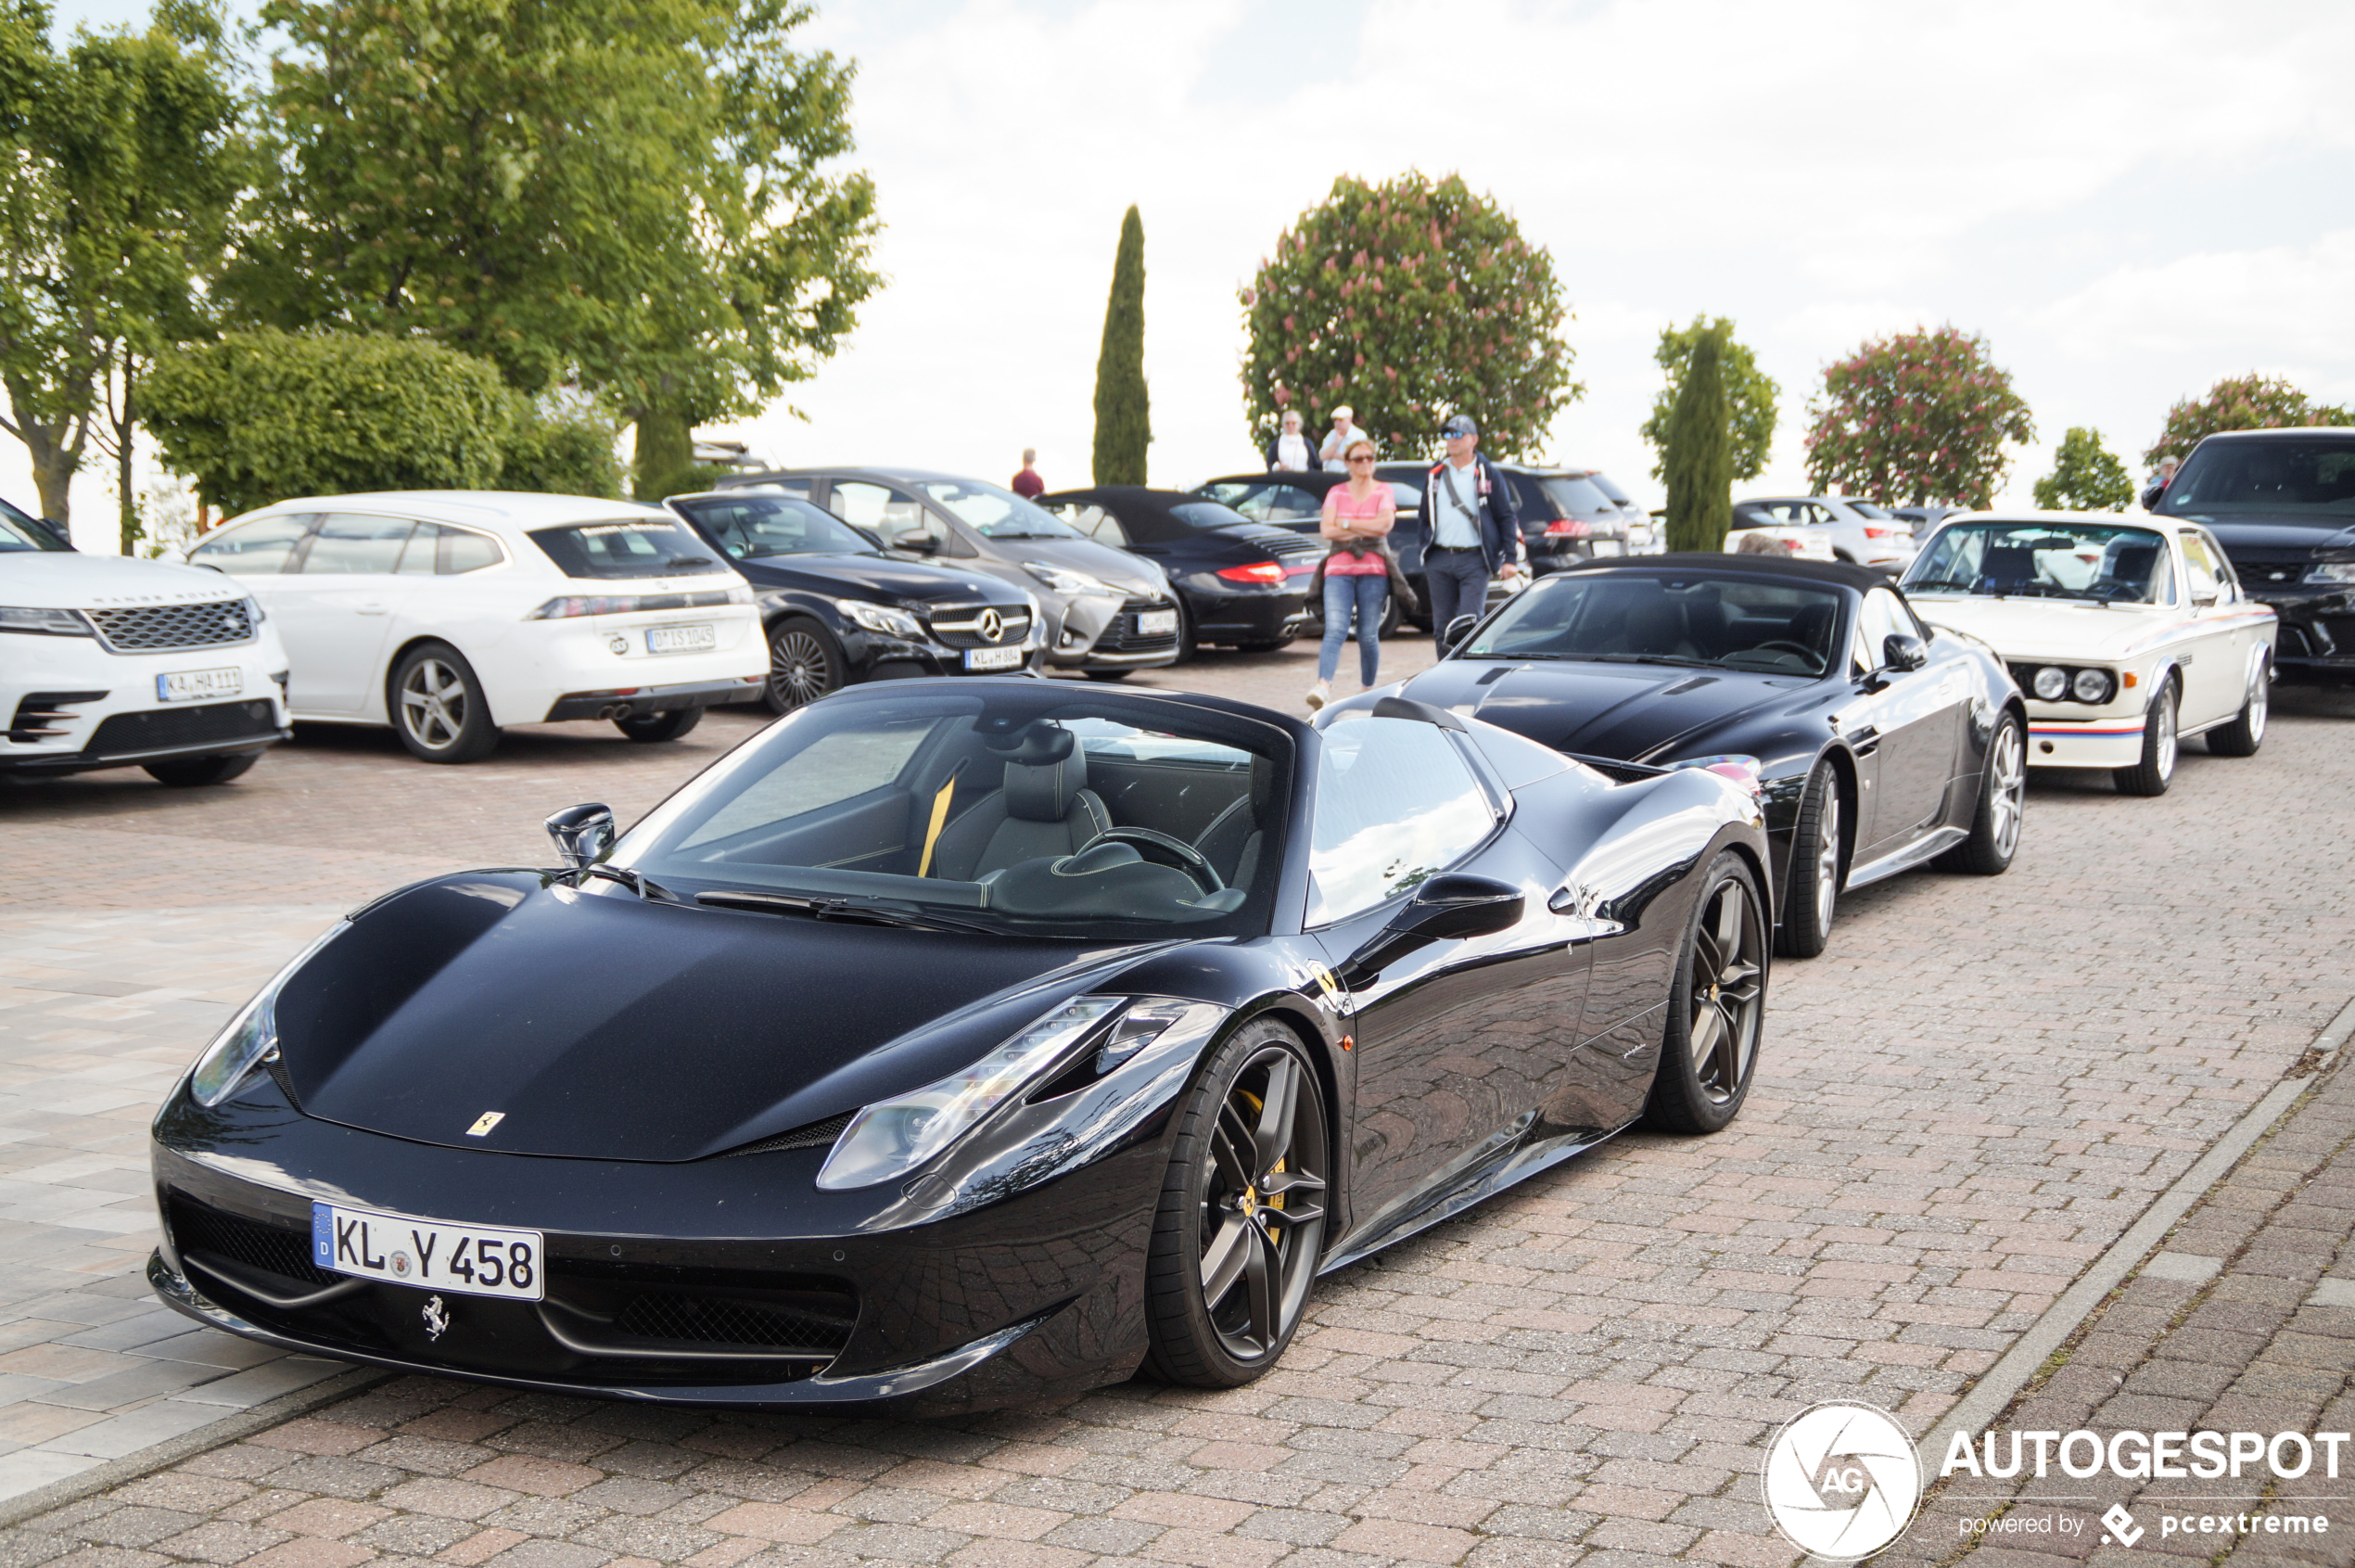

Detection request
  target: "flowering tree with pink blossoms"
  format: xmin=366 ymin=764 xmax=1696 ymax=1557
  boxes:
xmin=1803 ymin=326 xmax=2033 ymax=507
xmin=2143 ymin=374 xmax=2351 ymax=467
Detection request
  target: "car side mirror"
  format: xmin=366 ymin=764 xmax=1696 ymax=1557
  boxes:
xmin=2191 ymin=588 xmax=2218 ymax=608
xmin=545 ymin=802 xmax=616 ymax=870
xmin=1442 ymin=614 xmax=1480 ymax=654
xmin=1340 ymin=873 xmax=1525 ymax=988
xmin=1881 ymin=633 xmax=1929 ymax=673
xmin=897 ymin=532 xmax=938 ymax=555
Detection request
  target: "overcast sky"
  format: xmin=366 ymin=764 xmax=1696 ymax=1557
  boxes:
xmin=17 ymin=0 xmax=2355 ymax=544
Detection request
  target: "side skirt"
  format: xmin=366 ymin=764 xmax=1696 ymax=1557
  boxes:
xmin=1843 ymin=824 xmax=1967 ymax=891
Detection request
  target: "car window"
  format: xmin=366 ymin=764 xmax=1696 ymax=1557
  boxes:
xmin=1465 ymin=571 xmax=1844 ymax=677
xmin=1904 ymin=522 xmax=2176 ymax=606
xmin=831 ymin=481 xmax=945 ymax=553
xmin=187 ymin=514 xmax=313 ymax=574
xmin=1042 ymin=503 xmax=1128 ymax=546
xmin=2180 ymin=531 xmax=2225 ymax=601
xmin=1852 ymin=587 xmax=1916 ymax=674
xmin=914 ymin=478 xmax=1082 ymax=540
xmin=0 ymin=494 xmax=65 ymax=552
xmin=1506 ymin=473 xmax=1552 ymax=520
xmin=1843 ymin=500 xmax=1896 ymax=519
xmin=1541 ymin=475 xmax=1615 ymax=516
xmin=439 ymin=525 xmax=505 ymax=574
xmin=1307 ymin=718 xmax=1496 ymax=926
xmin=1587 ymin=471 xmax=1633 ymax=506
xmin=525 ymin=516 xmax=726 ymax=579
xmin=1167 ymin=501 xmax=1253 ymax=532
xmin=296 ymin=513 xmax=414 ymax=574
xmin=673 ymin=495 xmax=875 ymax=559
xmin=2161 ymin=435 xmax=2355 ymax=519
xmin=1201 ymin=481 xmax=1322 ymax=524
xmin=682 ymin=720 xmax=935 ymax=849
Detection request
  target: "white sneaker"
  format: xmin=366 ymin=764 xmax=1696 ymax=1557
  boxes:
xmin=1305 ymin=682 xmax=1330 ymax=710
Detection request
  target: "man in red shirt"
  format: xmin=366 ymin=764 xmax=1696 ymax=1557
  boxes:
xmin=1011 ymin=449 xmax=1045 ymax=498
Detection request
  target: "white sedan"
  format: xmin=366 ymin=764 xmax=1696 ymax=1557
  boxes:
xmin=1901 ymin=511 xmax=2276 ymax=796
xmin=181 ymin=492 xmax=766 ymax=763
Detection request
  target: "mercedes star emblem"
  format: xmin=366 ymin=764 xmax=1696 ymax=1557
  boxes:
xmin=976 ymin=607 xmax=1004 ymax=643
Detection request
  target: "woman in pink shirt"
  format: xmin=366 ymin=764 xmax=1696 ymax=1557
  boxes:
xmin=1308 ymin=440 xmax=1396 ymax=709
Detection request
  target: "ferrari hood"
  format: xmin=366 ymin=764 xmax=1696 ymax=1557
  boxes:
xmin=1910 ymin=596 xmax=2168 ymax=661
xmin=1399 ymin=657 xmax=1808 ymax=762
xmin=276 ymin=873 xmax=1153 ymax=1163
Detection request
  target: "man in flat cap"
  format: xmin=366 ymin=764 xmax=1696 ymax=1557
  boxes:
xmin=1420 ymin=413 xmax=1524 ymax=641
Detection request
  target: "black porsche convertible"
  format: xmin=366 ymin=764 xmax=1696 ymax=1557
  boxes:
xmin=1381 ymin=555 xmax=2028 ymax=958
xmin=148 ymin=680 xmax=1767 ymax=1413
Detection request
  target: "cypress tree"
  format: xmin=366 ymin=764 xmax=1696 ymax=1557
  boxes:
xmin=1092 ymin=206 xmax=1150 ymax=484
xmin=1663 ymin=323 xmax=1734 ymax=554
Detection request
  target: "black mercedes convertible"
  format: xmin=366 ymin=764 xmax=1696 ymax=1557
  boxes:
xmin=149 ymin=680 xmax=1767 ymax=1413
xmin=1382 ymin=555 xmax=2028 ymax=958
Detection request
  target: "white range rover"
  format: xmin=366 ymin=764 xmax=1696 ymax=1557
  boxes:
xmin=0 ymin=500 xmax=290 ymax=786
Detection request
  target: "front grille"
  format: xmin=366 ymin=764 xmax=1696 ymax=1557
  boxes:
xmin=84 ymin=598 xmax=252 ymax=652
xmin=610 ymin=1293 xmax=854 ymax=1355
xmin=84 ymin=700 xmax=275 ymax=759
xmin=2245 ymin=565 xmax=2305 ymax=585
xmin=169 ymin=1196 xmax=338 ymax=1289
xmin=1092 ymin=597 xmax=1180 ymax=656
xmin=8 ymin=690 xmax=107 ymax=744
xmin=928 ymin=606 xmax=1033 ymax=649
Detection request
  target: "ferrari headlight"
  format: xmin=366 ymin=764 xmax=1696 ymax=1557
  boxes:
xmin=2072 ymin=668 xmax=2114 ymax=703
xmin=2032 ymin=666 xmax=2069 ymax=700
xmin=818 ymin=995 xmax=1194 ymax=1190
xmin=834 ymin=597 xmax=923 ymax=638
xmin=184 ymin=923 xmax=346 ymax=1107
xmin=2307 ymin=561 xmax=2355 ymax=584
xmin=1024 ymin=562 xmax=1118 ymax=598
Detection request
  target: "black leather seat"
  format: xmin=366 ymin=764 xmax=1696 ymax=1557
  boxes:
xmin=928 ymin=729 xmax=1112 ymax=882
xmin=1191 ymin=761 xmax=1279 ymax=888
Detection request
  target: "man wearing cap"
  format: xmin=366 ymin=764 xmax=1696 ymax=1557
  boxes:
xmin=1421 ymin=414 xmax=1525 ymax=640
xmin=1319 ymin=407 xmax=1369 ymax=473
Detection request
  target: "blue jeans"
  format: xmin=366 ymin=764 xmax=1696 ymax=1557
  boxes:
xmin=1318 ymin=572 xmax=1387 ymax=685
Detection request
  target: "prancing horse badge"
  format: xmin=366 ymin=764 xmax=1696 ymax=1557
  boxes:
xmin=421 ymin=1295 xmax=450 ymax=1341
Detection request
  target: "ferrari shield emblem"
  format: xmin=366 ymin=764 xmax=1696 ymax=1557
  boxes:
xmin=465 ymin=1112 xmax=504 ymax=1137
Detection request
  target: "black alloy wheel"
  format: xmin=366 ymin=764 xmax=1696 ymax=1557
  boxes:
xmin=1144 ymin=1019 xmax=1330 ymax=1387
xmin=391 ymin=642 xmax=500 ymax=763
xmin=1938 ymin=713 xmax=2026 ymax=873
xmin=1646 ymin=850 xmax=1767 ymax=1134
xmin=144 ymin=752 xmax=260 ymax=787
xmin=2206 ymin=657 xmax=2269 ymax=757
xmin=2113 ymin=676 xmax=2179 ymax=797
xmin=1776 ymin=762 xmax=1840 ymax=959
xmin=764 ymin=618 xmax=843 ymax=715
xmin=615 ymin=708 xmax=703 ymax=744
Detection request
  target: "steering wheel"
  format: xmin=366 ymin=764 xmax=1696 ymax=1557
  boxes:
xmin=1083 ymin=827 xmax=1223 ymax=896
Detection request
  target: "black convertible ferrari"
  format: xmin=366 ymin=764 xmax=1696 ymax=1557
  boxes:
xmin=149 ymin=680 xmax=1767 ymax=1413
xmin=1382 ymin=555 xmax=2027 ymax=958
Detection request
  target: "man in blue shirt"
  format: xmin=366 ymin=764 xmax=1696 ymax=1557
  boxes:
xmin=1421 ymin=414 xmax=1524 ymax=640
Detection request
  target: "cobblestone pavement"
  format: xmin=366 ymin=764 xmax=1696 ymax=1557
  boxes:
xmin=5 ymin=641 xmax=2354 ymax=1567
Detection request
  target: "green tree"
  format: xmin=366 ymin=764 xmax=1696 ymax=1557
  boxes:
xmin=1640 ymin=315 xmax=1777 ymax=483
xmin=2143 ymin=374 xmax=2354 ymax=466
xmin=1091 ymin=205 xmax=1149 ymax=485
xmin=1661 ymin=324 xmax=1734 ymax=553
xmin=2031 ymin=427 xmax=2134 ymax=512
xmin=0 ymin=0 xmax=240 ymax=544
xmin=503 ymin=397 xmax=624 ymax=499
xmin=144 ymin=330 xmax=516 ymax=516
xmin=1803 ymin=325 xmax=2034 ymax=507
xmin=224 ymin=0 xmax=881 ymax=501
xmin=1240 ymin=172 xmax=1577 ymax=462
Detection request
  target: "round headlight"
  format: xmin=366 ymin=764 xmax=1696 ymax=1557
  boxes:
xmin=2032 ymin=666 xmax=2068 ymax=700
xmin=2072 ymin=668 xmax=2111 ymax=703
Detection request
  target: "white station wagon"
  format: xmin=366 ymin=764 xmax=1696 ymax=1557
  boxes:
xmin=1900 ymin=511 xmax=2276 ymax=796
xmin=181 ymin=492 xmax=765 ymax=763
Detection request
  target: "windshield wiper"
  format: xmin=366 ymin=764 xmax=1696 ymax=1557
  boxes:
xmin=583 ymin=864 xmax=683 ymax=902
xmin=1903 ymin=577 xmax=1976 ymax=593
xmin=693 ymin=889 xmax=999 ymax=935
xmin=1575 ymin=652 xmax=1716 ymax=668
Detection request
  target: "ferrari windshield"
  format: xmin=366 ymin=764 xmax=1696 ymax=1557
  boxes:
xmin=616 ymin=687 xmax=1287 ymax=937
xmin=2159 ymin=434 xmax=2355 ymax=520
xmin=1462 ymin=570 xmax=1846 ymax=676
xmin=1903 ymin=522 xmax=2175 ymax=605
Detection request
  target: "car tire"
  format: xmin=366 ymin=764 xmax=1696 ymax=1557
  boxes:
xmin=1142 ymin=1017 xmax=1329 ymax=1388
xmin=614 ymin=708 xmax=703 ymax=744
xmin=1644 ymin=849 xmax=1767 ymax=1135
xmin=1168 ymin=602 xmax=1199 ymax=666
xmin=2112 ymin=676 xmax=2179 ymax=797
xmin=763 ymin=618 xmax=844 ymax=715
xmin=1775 ymin=763 xmax=1840 ymax=959
xmin=2206 ymin=657 xmax=2269 ymax=757
xmin=1937 ymin=712 xmax=2026 ymax=874
xmin=390 ymin=643 xmax=500 ymax=763
xmin=144 ymin=752 xmax=260 ymax=787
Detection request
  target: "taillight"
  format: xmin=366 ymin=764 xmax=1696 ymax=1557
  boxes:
xmin=1216 ymin=561 xmax=1288 ymax=584
xmin=1864 ymin=527 xmax=1891 ymax=539
xmin=1781 ymin=539 xmax=1803 ymax=555
xmin=1545 ymin=518 xmax=1591 ymax=537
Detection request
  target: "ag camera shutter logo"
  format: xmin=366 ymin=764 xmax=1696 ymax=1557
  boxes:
xmin=1762 ymin=1401 xmax=1923 ymax=1561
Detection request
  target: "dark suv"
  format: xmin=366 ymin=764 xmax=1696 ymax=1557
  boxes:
xmin=1379 ymin=462 xmax=1634 ymax=576
xmin=2151 ymin=427 xmax=2355 ymax=686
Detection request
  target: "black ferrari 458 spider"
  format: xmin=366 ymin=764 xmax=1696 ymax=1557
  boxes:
xmin=149 ymin=679 xmax=1768 ymax=1413
xmin=1382 ymin=554 xmax=2029 ymax=959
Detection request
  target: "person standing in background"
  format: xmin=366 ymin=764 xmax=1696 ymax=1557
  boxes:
xmin=1421 ymin=414 xmax=1524 ymax=639
xmin=1011 ymin=449 xmax=1045 ymax=498
xmin=1267 ymin=412 xmax=1316 ymax=472
xmin=1319 ymin=406 xmax=1369 ymax=472
xmin=2141 ymin=453 xmax=2180 ymax=512
xmin=1306 ymin=440 xmax=1396 ymax=710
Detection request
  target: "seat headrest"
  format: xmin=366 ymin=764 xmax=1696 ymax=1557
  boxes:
xmin=980 ymin=720 xmax=1076 ymax=764
xmin=1624 ymin=596 xmax=1684 ymax=653
xmin=1003 ymin=742 xmax=1089 ymax=822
